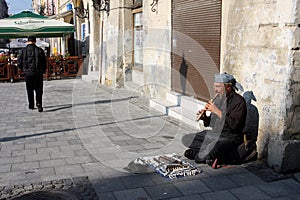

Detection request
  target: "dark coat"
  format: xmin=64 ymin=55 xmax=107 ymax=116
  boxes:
xmin=204 ymin=91 xmax=247 ymax=145
xmin=18 ymin=44 xmax=47 ymax=76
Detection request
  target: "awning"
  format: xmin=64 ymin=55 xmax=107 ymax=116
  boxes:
xmin=0 ymin=11 xmax=75 ymax=39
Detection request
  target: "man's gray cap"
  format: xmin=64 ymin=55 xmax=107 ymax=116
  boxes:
xmin=214 ymin=73 xmax=244 ymax=91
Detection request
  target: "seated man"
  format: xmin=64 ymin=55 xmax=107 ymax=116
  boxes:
xmin=182 ymin=73 xmax=247 ymax=168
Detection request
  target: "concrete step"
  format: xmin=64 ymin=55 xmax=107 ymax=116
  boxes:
xmin=81 ymin=71 xmax=99 ymax=83
xmin=168 ymin=106 xmax=182 ymax=120
xmin=180 ymin=96 xmax=206 ymax=121
xmin=166 ymin=91 xmax=182 ymax=105
xmin=149 ymin=99 xmax=179 ymax=115
xmin=149 ymin=92 xmax=208 ymax=129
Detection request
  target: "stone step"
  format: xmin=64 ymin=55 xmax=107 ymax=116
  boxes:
xmin=180 ymin=96 xmax=206 ymax=121
xmin=168 ymin=106 xmax=182 ymax=120
xmin=166 ymin=91 xmax=182 ymax=105
xmin=149 ymin=92 xmax=207 ymax=129
xmin=168 ymin=101 xmax=203 ymax=129
xmin=149 ymin=99 xmax=179 ymax=115
xmin=81 ymin=71 xmax=99 ymax=83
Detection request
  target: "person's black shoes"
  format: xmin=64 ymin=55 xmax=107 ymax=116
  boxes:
xmin=28 ymin=105 xmax=34 ymax=110
xmin=194 ymin=156 xmax=207 ymax=164
xmin=38 ymin=107 xmax=43 ymax=112
xmin=36 ymin=103 xmax=43 ymax=112
xmin=184 ymin=148 xmax=199 ymax=160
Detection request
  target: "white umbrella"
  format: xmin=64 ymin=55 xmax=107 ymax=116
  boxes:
xmin=0 ymin=11 xmax=74 ymax=38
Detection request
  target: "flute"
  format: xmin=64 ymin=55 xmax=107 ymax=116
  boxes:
xmin=196 ymin=93 xmax=219 ymax=121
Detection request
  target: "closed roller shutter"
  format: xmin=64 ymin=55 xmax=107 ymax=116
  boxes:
xmin=172 ymin=0 xmax=221 ymax=101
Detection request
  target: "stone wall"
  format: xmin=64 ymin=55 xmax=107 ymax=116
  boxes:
xmin=103 ymin=0 xmax=132 ymax=87
xmin=140 ymin=0 xmax=172 ymax=98
xmin=222 ymin=0 xmax=300 ymax=171
xmin=88 ymin=1 xmax=101 ymax=73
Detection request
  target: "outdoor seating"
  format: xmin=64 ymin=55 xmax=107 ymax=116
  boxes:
xmin=0 ymin=56 xmax=82 ymax=82
xmin=0 ymin=61 xmax=10 ymax=81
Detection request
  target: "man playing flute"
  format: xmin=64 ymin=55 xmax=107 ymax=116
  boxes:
xmin=182 ymin=73 xmax=247 ymax=168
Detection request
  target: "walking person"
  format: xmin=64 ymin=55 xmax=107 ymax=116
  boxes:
xmin=17 ymin=36 xmax=47 ymax=112
xmin=182 ymin=73 xmax=247 ymax=168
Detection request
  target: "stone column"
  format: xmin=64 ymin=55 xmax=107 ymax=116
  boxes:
xmin=103 ymin=0 xmax=132 ymax=87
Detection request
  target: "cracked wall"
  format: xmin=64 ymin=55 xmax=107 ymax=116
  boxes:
xmin=222 ymin=0 xmax=300 ymax=171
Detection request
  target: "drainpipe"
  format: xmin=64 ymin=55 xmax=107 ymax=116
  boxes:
xmin=100 ymin=18 xmax=104 ymax=83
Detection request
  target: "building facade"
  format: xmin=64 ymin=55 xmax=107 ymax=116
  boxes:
xmin=32 ymin=0 xmax=300 ymax=172
xmin=91 ymin=0 xmax=300 ymax=172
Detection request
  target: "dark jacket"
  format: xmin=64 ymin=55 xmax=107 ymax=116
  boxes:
xmin=205 ymin=91 xmax=247 ymax=144
xmin=18 ymin=44 xmax=47 ymax=76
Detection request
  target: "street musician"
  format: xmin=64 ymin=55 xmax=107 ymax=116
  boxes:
xmin=182 ymin=73 xmax=247 ymax=168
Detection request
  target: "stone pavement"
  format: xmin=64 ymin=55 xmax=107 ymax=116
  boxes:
xmin=0 ymin=79 xmax=300 ymax=200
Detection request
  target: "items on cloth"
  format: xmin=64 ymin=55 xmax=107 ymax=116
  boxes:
xmin=124 ymin=154 xmax=202 ymax=179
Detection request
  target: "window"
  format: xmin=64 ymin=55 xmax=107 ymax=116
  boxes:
xmin=133 ymin=0 xmax=142 ymax=5
xmin=81 ymin=23 xmax=86 ymax=41
xmin=133 ymin=12 xmax=143 ymax=70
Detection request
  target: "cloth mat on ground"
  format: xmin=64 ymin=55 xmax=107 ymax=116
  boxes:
xmin=124 ymin=153 xmax=202 ymax=179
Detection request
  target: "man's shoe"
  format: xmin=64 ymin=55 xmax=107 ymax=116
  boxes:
xmin=28 ymin=105 xmax=34 ymax=110
xmin=194 ymin=156 xmax=206 ymax=164
xmin=245 ymin=149 xmax=257 ymax=162
xmin=184 ymin=148 xmax=199 ymax=160
xmin=206 ymin=158 xmax=221 ymax=169
xmin=36 ymin=103 xmax=43 ymax=112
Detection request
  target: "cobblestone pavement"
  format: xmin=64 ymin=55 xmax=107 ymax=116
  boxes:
xmin=0 ymin=79 xmax=300 ymax=200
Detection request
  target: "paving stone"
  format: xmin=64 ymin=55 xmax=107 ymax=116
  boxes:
xmin=256 ymin=179 xmax=300 ymax=198
xmin=25 ymin=153 xmax=50 ymax=162
xmin=96 ymin=192 xmax=116 ymax=200
xmin=25 ymin=142 xmax=47 ymax=150
xmin=145 ymin=183 xmax=183 ymax=199
xmin=55 ymin=165 xmax=84 ymax=175
xmin=65 ymin=155 xmax=93 ymax=165
xmin=230 ymin=185 xmax=272 ymax=200
xmin=0 ymin=164 xmax=11 ymax=173
xmin=40 ymin=159 xmax=66 ymax=168
xmin=169 ymin=194 xmax=203 ymax=200
xmin=173 ymin=179 xmax=211 ymax=196
xmin=201 ymin=190 xmax=238 ymax=200
xmin=228 ymin=171 xmax=265 ymax=186
xmin=113 ymin=188 xmax=150 ymax=200
xmin=120 ymin=174 xmax=156 ymax=189
xmin=50 ymin=151 xmax=75 ymax=159
xmin=92 ymin=177 xmax=126 ymax=193
xmin=201 ymin=175 xmax=239 ymax=191
xmin=11 ymin=161 xmax=39 ymax=171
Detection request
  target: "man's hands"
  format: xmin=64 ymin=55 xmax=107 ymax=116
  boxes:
xmin=200 ymin=102 xmax=222 ymax=119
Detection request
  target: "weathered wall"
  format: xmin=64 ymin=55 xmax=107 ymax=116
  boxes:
xmin=103 ymin=0 xmax=132 ymax=87
xmin=89 ymin=1 xmax=101 ymax=73
xmin=140 ymin=0 xmax=172 ymax=98
xmin=222 ymin=0 xmax=300 ymax=171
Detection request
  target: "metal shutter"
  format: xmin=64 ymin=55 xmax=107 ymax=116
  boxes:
xmin=172 ymin=0 xmax=221 ymax=101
